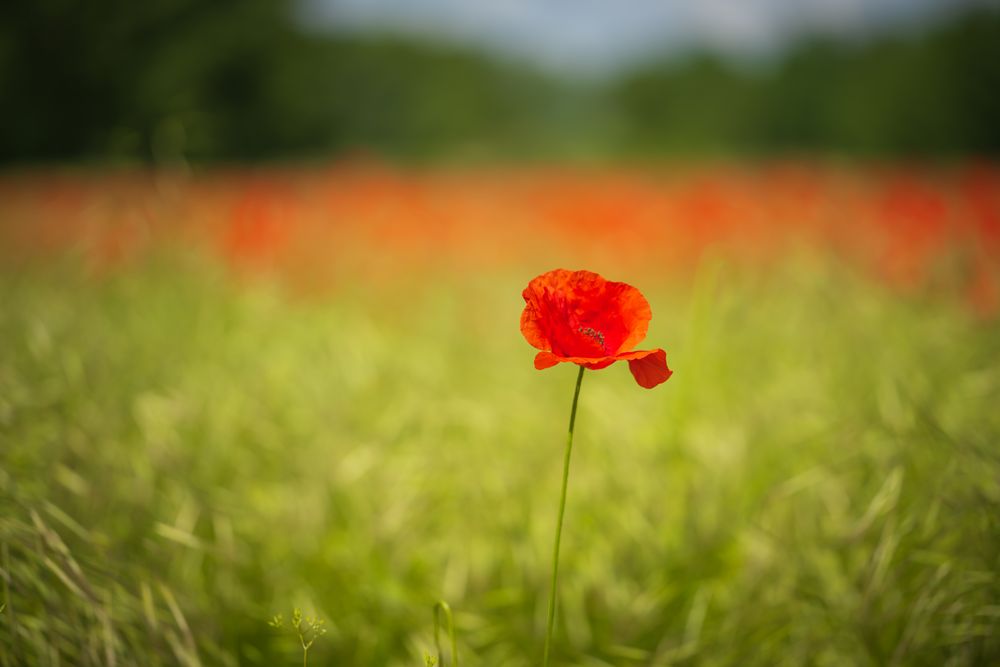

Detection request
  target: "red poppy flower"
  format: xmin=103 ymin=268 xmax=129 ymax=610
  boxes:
xmin=521 ymin=269 xmax=673 ymax=388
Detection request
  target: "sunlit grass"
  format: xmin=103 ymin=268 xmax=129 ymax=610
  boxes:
xmin=1 ymin=254 xmax=998 ymax=665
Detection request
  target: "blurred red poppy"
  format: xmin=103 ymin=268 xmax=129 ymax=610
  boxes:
xmin=521 ymin=269 xmax=673 ymax=388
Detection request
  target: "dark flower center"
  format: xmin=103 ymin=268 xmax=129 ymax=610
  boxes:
xmin=577 ymin=326 xmax=607 ymax=352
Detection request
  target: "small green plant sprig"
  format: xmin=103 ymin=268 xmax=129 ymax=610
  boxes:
xmin=432 ymin=600 xmax=458 ymax=666
xmin=269 ymin=608 xmax=327 ymax=667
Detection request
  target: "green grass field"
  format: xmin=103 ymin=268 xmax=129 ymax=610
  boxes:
xmin=1 ymin=254 xmax=998 ymax=666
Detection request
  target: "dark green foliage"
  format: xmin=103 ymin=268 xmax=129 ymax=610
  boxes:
xmin=0 ymin=3 xmax=998 ymax=162
xmin=0 ymin=0 xmax=563 ymax=163
xmin=613 ymin=10 xmax=1000 ymax=157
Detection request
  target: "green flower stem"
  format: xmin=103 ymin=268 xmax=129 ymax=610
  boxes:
xmin=543 ymin=365 xmax=585 ymax=667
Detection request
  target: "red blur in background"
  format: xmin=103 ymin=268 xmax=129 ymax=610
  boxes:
xmin=0 ymin=161 xmax=997 ymax=313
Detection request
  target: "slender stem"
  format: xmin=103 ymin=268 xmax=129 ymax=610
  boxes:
xmin=434 ymin=600 xmax=458 ymax=666
xmin=543 ymin=365 xmax=585 ymax=667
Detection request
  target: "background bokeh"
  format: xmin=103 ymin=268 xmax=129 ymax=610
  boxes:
xmin=2 ymin=0 xmax=999 ymax=162
xmin=1 ymin=2 xmax=999 ymax=666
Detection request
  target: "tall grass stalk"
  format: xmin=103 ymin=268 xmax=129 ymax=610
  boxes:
xmin=433 ymin=600 xmax=458 ymax=666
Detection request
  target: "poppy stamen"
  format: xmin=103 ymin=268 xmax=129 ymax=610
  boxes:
xmin=577 ymin=326 xmax=606 ymax=352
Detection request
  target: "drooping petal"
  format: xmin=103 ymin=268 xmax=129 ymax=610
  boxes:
xmin=618 ymin=348 xmax=672 ymax=389
xmin=533 ymin=348 xmax=670 ymax=382
xmin=534 ymin=351 xmax=561 ymax=370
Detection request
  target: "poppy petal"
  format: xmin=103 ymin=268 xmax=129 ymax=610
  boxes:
xmin=534 ymin=351 xmax=561 ymax=370
xmin=522 ymin=269 xmax=656 ymax=357
xmin=520 ymin=269 xmax=577 ymax=351
xmin=533 ymin=352 xmax=618 ymax=371
xmin=619 ymin=348 xmax=672 ymax=388
xmin=520 ymin=298 xmax=552 ymax=351
xmin=522 ymin=270 xmax=670 ymax=385
xmin=578 ymin=357 xmax=616 ymax=370
xmin=610 ymin=282 xmax=653 ymax=353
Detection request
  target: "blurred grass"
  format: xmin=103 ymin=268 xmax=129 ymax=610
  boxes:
xmin=1 ymin=254 xmax=998 ymax=666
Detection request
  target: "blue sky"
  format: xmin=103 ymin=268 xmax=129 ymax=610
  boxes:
xmin=302 ymin=0 xmax=997 ymax=75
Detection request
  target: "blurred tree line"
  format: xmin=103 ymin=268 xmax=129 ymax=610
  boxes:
xmin=0 ymin=0 xmax=997 ymax=163
xmin=614 ymin=10 xmax=1000 ymax=157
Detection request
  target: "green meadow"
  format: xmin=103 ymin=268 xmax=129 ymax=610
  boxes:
xmin=1 ymin=256 xmax=998 ymax=665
